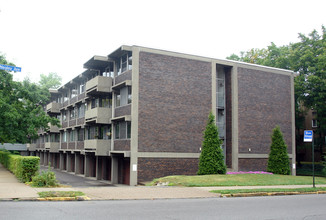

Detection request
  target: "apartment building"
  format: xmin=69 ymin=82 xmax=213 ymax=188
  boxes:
xmin=27 ymin=45 xmax=296 ymax=185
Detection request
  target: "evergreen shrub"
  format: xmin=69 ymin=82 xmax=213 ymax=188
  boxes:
xmin=198 ymin=112 xmax=226 ymax=175
xmin=267 ymin=126 xmax=291 ymax=175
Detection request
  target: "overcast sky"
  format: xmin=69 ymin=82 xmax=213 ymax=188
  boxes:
xmin=1 ymin=0 xmax=325 ymax=85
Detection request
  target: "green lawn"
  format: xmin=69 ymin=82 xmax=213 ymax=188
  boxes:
xmin=211 ymin=187 xmax=326 ymax=195
xmin=148 ymin=174 xmax=326 ymax=187
xmin=38 ymin=191 xmax=84 ymax=198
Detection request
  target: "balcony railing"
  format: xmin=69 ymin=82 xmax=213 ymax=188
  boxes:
xmin=46 ymin=102 xmax=61 ymax=114
xmin=84 ymin=139 xmax=111 ymax=156
xmin=27 ymin=143 xmax=36 ymax=151
xmin=86 ymin=76 xmax=112 ymax=95
xmin=45 ymin=142 xmax=60 ymax=152
xmin=85 ymin=107 xmax=112 ymax=124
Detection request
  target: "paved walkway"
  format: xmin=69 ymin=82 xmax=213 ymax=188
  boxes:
xmin=1 ymin=163 xmax=326 ymax=200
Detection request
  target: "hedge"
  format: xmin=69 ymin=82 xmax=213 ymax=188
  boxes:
xmin=0 ymin=150 xmax=40 ymax=183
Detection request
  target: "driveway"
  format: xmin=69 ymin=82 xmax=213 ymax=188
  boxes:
xmin=39 ymin=166 xmax=114 ymax=187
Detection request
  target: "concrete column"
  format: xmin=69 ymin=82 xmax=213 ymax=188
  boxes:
xmin=111 ymin=156 xmax=119 ymax=184
xmin=67 ymin=153 xmax=73 ymax=172
xmin=75 ymin=153 xmax=81 ymax=174
xmin=96 ymin=156 xmax=101 ymax=180
xmin=129 ymin=47 xmax=140 ymax=186
xmin=40 ymin=152 xmax=44 ymax=165
xmin=85 ymin=155 xmax=90 ymax=177
xmin=59 ymin=153 xmax=64 ymax=170
xmin=44 ymin=152 xmax=48 ymax=166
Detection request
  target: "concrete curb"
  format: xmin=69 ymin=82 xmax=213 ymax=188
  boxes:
xmin=221 ymin=191 xmax=326 ymax=198
xmin=13 ymin=196 xmax=91 ymax=201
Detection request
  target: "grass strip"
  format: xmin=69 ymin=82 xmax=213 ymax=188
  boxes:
xmin=38 ymin=191 xmax=84 ymax=198
xmin=149 ymin=174 xmax=326 ymax=187
xmin=210 ymin=187 xmax=326 ymax=195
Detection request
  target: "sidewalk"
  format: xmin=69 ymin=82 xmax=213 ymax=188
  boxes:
xmin=1 ymin=163 xmax=326 ymax=201
xmin=0 ymin=164 xmax=39 ymax=200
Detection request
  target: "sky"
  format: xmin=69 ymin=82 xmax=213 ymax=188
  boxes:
xmin=0 ymin=0 xmax=325 ymax=85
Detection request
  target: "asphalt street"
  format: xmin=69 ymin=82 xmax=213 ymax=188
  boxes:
xmin=1 ymin=194 xmax=326 ymax=220
xmin=39 ymin=166 xmax=114 ymax=187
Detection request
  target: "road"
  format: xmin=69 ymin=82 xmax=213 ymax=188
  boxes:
xmin=1 ymin=194 xmax=326 ymax=219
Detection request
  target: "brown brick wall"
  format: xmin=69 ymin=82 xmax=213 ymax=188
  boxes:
xmin=225 ymin=67 xmax=232 ymax=168
xmin=138 ymin=52 xmax=211 ymax=153
xmin=115 ymin=104 xmax=131 ymax=117
xmin=114 ymin=140 xmax=131 ymax=151
xmin=238 ymin=158 xmax=268 ymax=171
xmin=138 ymin=158 xmax=199 ymax=182
xmin=115 ymin=70 xmax=132 ymax=85
xmin=237 ymin=67 xmax=292 ymax=154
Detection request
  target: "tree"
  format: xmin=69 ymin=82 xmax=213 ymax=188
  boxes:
xmin=267 ymin=126 xmax=291 ymax=175
xmin=227 ymin=25 xmax=326 ymax=157
xmin=0 ymin=54 xmax=59 ymax=144
xmin=38 ymin=72 xmax=62 ymax=89
xmin=198 ymin=112 xmax=226 ymax=175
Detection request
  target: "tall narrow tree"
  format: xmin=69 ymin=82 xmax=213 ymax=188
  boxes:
xmin=267 ymin=126 xmax=291 ymax=175
xmin=198 ymin=112 xmax=226 ymax=175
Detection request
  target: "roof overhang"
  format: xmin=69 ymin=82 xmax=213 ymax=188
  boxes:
xmin=83 ymin=55 xmax=114 ymax=71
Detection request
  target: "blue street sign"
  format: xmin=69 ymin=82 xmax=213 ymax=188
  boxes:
xmin=304 ymin=130 xmax=313 ymax=142
xmin=0 ymin=64 xmax=21 ymax=72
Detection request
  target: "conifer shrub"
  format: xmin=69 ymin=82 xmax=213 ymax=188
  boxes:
xmin=198 ymin=112 xmax=226 ymax=175
xmin=267 ymin=126 xmax=291 ymax=175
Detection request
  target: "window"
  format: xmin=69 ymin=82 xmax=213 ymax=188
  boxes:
xmin=115 ymin=92 xmax=121 ymax=107
xmin=69 ymin=130 xmax=75 ymax=142
xmin=77 ymin=104 xmax=85 ymax=118
xmin=64 ymin=93 xmax=69 ymax=102
xmin=127 ymin=122 xmax=131 ymax=139
xmin=62 ymin=131 xmax=67 ymax=142
xmin=71 ymin=86 xmax=77 ymax=98
xmin=70 ymin=108 xmax=75 ymax=120
xmin=77 ymin=129 xmax=84 ymax=141
xmin=115 ymin=123 xmax=120 ymax=139
xmin=62 ymin=110 xmax=67 ymax=121
xmin=128 ymin=86 xmax=132 ymax=104
xmin=116 ymin=60 xmax=121 ymax=76
xmin=128 ymin=55 xmax=132 ymax=70
xmin=91 ymin=98 xmax=99 ymax=109
xmin=312 ymin=119 xmax=318 ymax=128
xmin=121 ymin=54 xmax=128 ymax=73
xmin=114 ymin=122 xmax=131 ymax=140
xmin=100 ymin=97 xmax=112 ymax=108
xmin=79 ymin=83 xmax=85 ymax=94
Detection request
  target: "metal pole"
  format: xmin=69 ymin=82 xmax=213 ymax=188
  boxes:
xmin=312 ymin=136 xmax=315 ymax=188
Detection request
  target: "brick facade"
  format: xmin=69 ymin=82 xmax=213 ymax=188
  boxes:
xmin=138 ymin=52 xmax=212 ymax=153
xmin=137 ymin=158 xmax=199 ymax=182
xmin=237 ymin=67 xmax=292 ymax=154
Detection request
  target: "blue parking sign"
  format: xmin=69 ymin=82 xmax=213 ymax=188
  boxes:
xmin=304 ymin=130 xmax=313 ymax=142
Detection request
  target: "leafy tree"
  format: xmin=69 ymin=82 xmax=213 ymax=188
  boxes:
xmin=198 ymin=112 xmax=226 ymax=175
xmin=267 ymin=126 xmax=291 ymax=175
xmin=227 ymin=25 xmax=326 ymax=156
xmin=0 ymin=54 xmax=59 ymax=144
xmin=38 ymin=72 xmax=62 ymax=89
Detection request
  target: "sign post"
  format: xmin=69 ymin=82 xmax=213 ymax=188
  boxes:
xmin=304 ymin=130 xmax=315 ymax=188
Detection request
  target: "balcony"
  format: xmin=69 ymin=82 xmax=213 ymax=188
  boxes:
xmin=85 ymin=107 xmax=112 ymax=124
xmin=84 ymin=139 xmax=111 ymax=156
xmin=27 ymin=143 xmax=36 ymax=151
xmin=46 ymin=102 xmax=61 ymax=114
xmin=45 ymin=142 xmax=60 ymax=152
xmin=86 ymin=76 xmax=112 ymax=95
xmin=46 ymin=123 xmax=59 ymax=133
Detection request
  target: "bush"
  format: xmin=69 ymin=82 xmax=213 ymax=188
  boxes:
xmin=198 ymin=112 xmax=226 ymax=175
xmin=30 ymin=165 xmax=59 ymax=187
xmin=267 ymin=126 xmax=291 ymax=175
xmin=0 ymin=150 xmax=39 ymax=182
